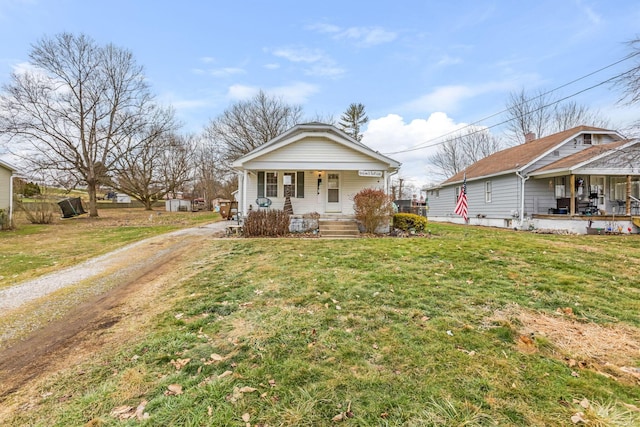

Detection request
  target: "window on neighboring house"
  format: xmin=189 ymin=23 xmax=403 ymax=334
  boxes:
xmin=485 ymin=181 xmax=492 ymax=203
xmin=583 ymin=134 xmax=592 ymax=145
xmin=554 ymin=176 xmax=566 ymax=198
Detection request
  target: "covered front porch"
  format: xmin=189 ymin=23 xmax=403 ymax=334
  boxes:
xmin=237 ymin=169 xmax=393 ymax=217
xmin=529 ymin=173 xmax=640 ymax=216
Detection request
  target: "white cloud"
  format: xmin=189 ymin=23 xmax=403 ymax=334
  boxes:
xmin=272 ymin=47 xmax=325 ymax=63
xmin=227 ymin=82 xmax=319 ymax=104
xmin=227 ymin=84 xmax=259 ymax=100
xmin=269 ymin=46 xmax=344 ymax=78
xmin=267 ymin=82 xmax=319 ymax=104
xmin=362 ymin=113 xmax=468 ymax=187
xmin=402 ymin=80 xmax=517 ymax=115
xmin=436 ymin=55 xmax=463 ymax=67
xmin=308 ymin=23 xmax=397 ymax=47
xmin=339 ymin=26 xmax=397 ymax=47
xmin=208 ymin=67 xmax=246 ymax=77
xmin=264 ymin=63 xmax=280 ymax=70
xmin=199 ymin=56 xmax=216 ymax=64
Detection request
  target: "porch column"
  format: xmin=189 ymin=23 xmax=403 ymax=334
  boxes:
xmin=626 ymin=175 xmax=632 ymax=215
xmin=383 ymin=171 xmax=388 ymax=193
xmin=243 ymin=170 xmax=248 ymax=216
xmin=569 ymin=174 xmax=576 ymax=215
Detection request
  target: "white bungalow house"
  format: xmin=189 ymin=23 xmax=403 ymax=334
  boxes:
xmin=232 ymin=123 xmax=401 ymax=228
xmin=0 ymin=158 xmax=18 ymax=227
xmin=426 ymin=126 xmax=640 ymax=234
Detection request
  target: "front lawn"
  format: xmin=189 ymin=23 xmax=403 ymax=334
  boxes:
xmin=5 ymin=224 xmax=640 ymax=426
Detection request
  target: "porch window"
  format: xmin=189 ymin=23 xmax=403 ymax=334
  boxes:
xmin=485 ymin=181 xmax=492 ymax=203
xmin=554 ymin=177 xmax=566 ymax=198
xmin=266 ymin=172 xmax=278 ymax=197
xmin=610 ymin=177 xmax=640 ymax=200
xmin=282 ymin=172 xmax=305 ymax=198
xmin=257 ymin=171 xmax=278 ymax=198
xmin=284 ymin=172 xmax=296 ymax=197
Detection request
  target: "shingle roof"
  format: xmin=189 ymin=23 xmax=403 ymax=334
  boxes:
xmin=443 ymin=125 xmax=617 ymax=185
xmin=532 ymin=139 xmax=632 ymax=174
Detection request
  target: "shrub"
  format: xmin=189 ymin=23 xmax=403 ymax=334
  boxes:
xmin=353 ymin=188 xmax=394 ymax=234
xmin=243 ymin=209 xmax=290 ymax=237
xmin=393 ymin=213 xmax=428 ymax=232
xmin=0 ymin=209 xmax=11 ymax=230
xmin=16 ymin=200 xmax=57 ymax=224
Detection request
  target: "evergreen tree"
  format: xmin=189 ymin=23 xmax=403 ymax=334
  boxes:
xmin=339 ymin=103 xmax=368 ymax=142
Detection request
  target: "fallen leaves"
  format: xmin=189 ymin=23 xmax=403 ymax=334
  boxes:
xmin=332 ymin=401 xmax=354 ymax=422
xmin=169 ymin=358 xmax=191 ymax=370
xmin=110 ymin=400 xmax=149 ymax=421
xmin=165 ymin=384 xmax=183 ymax=395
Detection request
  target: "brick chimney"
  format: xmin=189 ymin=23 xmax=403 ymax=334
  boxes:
xmin=524 ymin=132 xmax=536 ymax=143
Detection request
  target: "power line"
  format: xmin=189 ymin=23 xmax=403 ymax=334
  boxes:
xmin=382 ymin=51 xmax=640 ymax=156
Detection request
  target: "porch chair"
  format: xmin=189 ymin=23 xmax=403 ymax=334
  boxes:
xmin=256 ymin=197 xmax=272 ymax=208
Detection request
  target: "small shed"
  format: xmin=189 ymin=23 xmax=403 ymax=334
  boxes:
xmin=114 ymin=193 xmax=131 ymax=203
xmin=165 ymin=199 xmax=191 ymax=212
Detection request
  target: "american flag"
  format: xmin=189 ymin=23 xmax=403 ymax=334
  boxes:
xmin=454 ymin=172 xmax=468 ymax=222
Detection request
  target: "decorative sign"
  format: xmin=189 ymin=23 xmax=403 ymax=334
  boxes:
xmin=358 ymin=170 xmax=383 ymax=177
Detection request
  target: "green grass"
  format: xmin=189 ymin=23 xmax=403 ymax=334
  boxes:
xmin=4 ymin=223 xmax=640 ymax=426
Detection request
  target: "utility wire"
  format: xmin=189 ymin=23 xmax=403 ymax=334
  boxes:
xmin=382 ymin=51 xmax=640 ymax=156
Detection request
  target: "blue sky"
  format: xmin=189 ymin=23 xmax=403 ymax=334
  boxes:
xmin=1 ymin=0 xmax=640 ymax=187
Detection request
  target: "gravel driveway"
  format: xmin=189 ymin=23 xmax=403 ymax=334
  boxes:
xmin=0 ymin=221 xmax=229 ymax=313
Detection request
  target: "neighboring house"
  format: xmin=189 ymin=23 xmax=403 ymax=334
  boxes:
xmin=232 ymin=122 xmax=401 ymax=221
xmin=0 ymin=158 xmax=18 ymax=226
xmin=426 ymin=126 xmax=640 ymax=234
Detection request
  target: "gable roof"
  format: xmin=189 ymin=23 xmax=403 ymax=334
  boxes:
xmin=442 ymin=126 xmax=621 ymax=185
xmin=232 ymin=122 xmax=401 ymax=170
xmin=530 ymin=139 xmax=634 ymax=176
xmin=0 ymin=158 xmax=18 ymax=172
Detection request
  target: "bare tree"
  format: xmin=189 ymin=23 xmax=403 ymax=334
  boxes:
xmin=615 ymin=38 xmax=640 ymax=104
xmin=339 ymin=103 xmax=368 ymax=142
xmin=504 ymin=88 xmax=554 ymax=145
xmin=204 ymin=90 xmax=303 ymax=167
xmin=429 ymin=127 xmax=503 ymax=179
xmin=550 ymin=101 xmax=610 ymax=133
xmin=110 ymin=127 xmax=191 ymax=210
xmin=191 ymin=136 xmax=238 ymax=203
xmin=0 ymin=33 xmax=164 ymax=216
xmin=504 ymin=88 xmax=611 ymax=144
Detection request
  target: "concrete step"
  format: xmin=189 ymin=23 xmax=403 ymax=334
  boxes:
xmin=319 ymin=219 xmax=359 ymax=238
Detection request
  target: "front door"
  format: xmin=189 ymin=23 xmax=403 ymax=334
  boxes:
xmin=326 ymin=172 xmax=341 ymax=212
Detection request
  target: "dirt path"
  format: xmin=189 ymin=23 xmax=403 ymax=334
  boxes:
xmin=0 ymin=222 xmax=228 ymax=405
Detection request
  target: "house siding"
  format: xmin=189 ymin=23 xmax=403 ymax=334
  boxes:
xmin=428 ymin=175 xmax=521 ymax=219
xmin=525 ymin=178 xmax=558 ymax=215
xmin=243 ymin=170 xmax=384 ymax=215
xmin=248 ymin=137 xmax=376 ymax=165
xmin=0 ymin=165 xmax=11 ymax=212
xmin=526 ymin=134 xmax=620 ymax=173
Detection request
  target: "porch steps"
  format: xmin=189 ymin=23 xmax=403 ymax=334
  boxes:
xmin=633 ymin=217 xmax=640 ymax=228
xmin=318 ymin=219 xmax=360 ymax=238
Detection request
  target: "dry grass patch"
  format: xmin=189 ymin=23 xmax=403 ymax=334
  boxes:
xmin=490 ymin=304 xmax=640 ymax=383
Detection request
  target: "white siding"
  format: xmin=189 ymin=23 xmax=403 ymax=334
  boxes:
xmin=254 ymin=137 xmax=376 ymax=164
xmin=242 ymin=170 xmax=384 ymax=215
xmin=0 ymin=166 xmax=11 ymax=211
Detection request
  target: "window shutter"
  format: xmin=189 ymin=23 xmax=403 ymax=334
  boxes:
xmin=296 ymin=171 xmax=304 ymax=198
xmin=257 ymin=171 xmax=265 ymax=198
